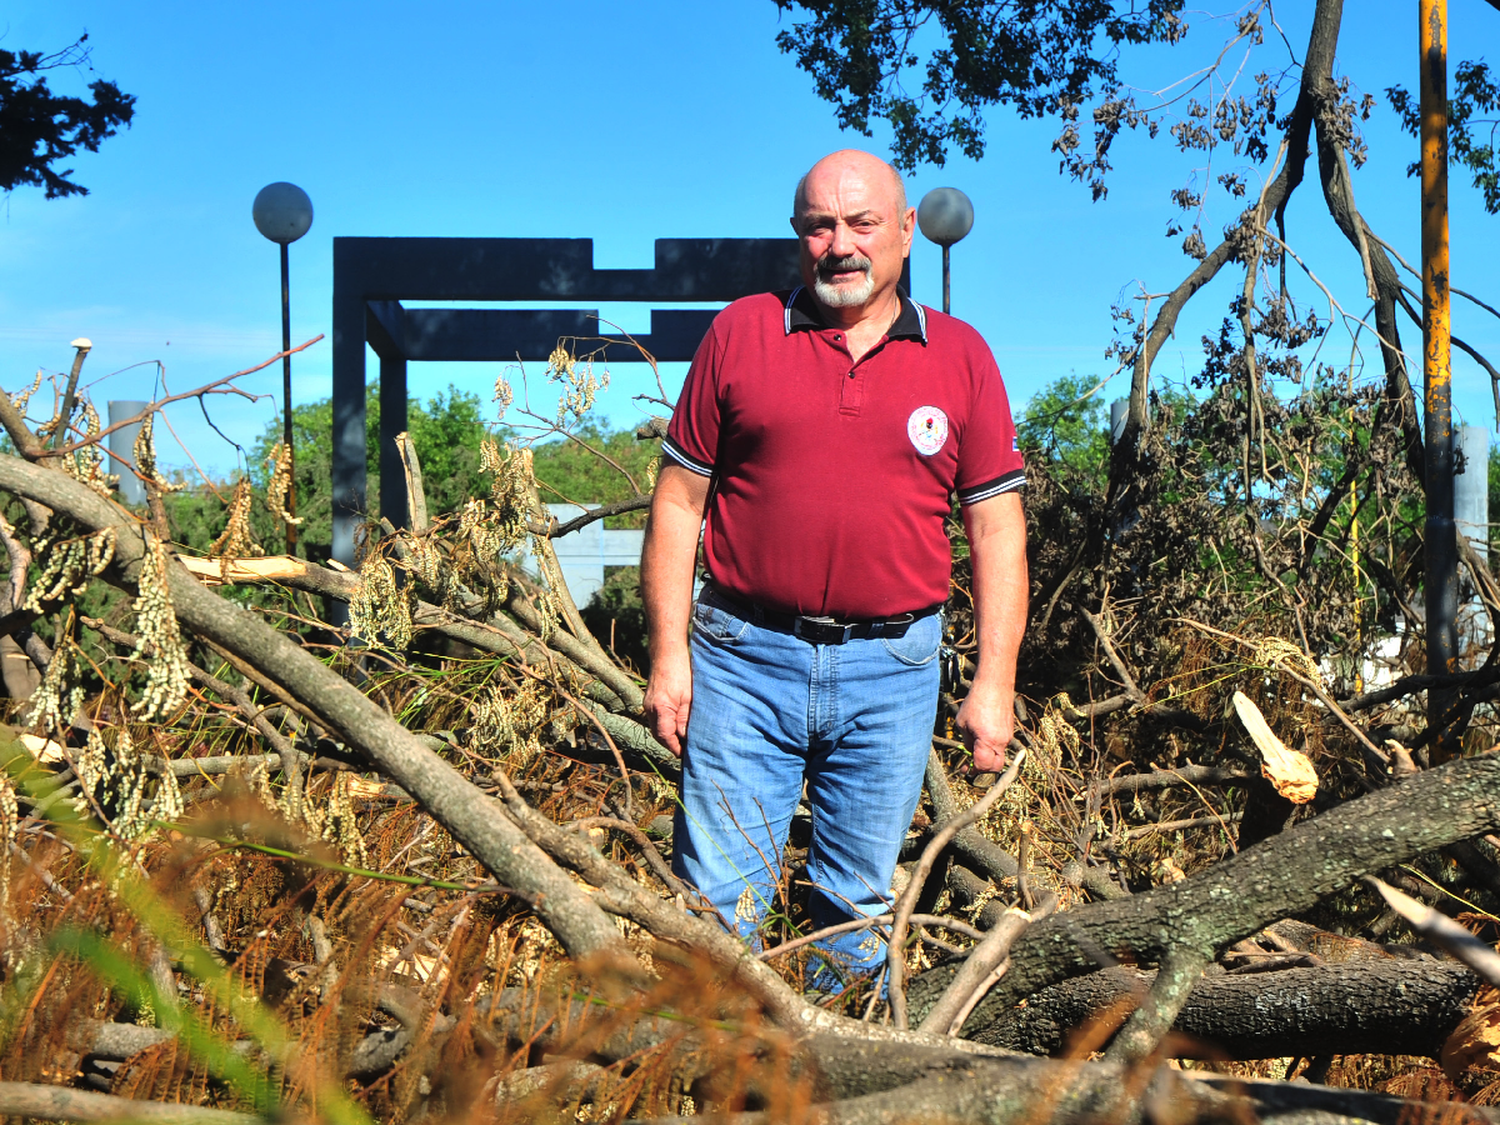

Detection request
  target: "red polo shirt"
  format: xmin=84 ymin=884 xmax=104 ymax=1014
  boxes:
xmin=662 ymin=287 xmax=1025 ymax=619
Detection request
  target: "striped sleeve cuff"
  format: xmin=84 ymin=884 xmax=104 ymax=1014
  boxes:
xmin=661 ymin=437 xmax=714 ymax=477
xmin=957 ymin=469 xmax=1026 ymax=506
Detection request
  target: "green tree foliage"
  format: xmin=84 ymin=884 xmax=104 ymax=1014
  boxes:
xmin=1489 ymin=431 xmax=1500 ymax=555
xmin=1388 ymin=59 xmax=1500 ymax=215
xmin=772 ymin=0 xmax=1186 ymax=171
xmin=0 ymin=35 xmax=136 ymax=199
xmin=1017 ymin=374 xmax=1111 ymax=484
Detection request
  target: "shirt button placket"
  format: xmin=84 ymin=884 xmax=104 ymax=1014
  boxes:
xmin=840 ymin=364 xmax=864 ymax=415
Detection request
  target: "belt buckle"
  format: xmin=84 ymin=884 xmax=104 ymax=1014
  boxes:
xmin=793 ymin=616 xmax=851 ymax=645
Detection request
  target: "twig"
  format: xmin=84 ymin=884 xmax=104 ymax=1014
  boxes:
xmin=1175 ymin=615 xmax=1389 ymax=769
xmin=565 ymin=697 xmax=633 ymax=819
xmin=758 ymin=912 xmax=985 ymax=961
xmin=9 ymin=840 xmax=71 ymax=901
xmin=200 ymin=638 xmax=326 ymax=734
xmin=889 ymin=749 xmax=1026 ymax=1030
xmin=396 ymin=431 xmax=429 ymax=534
xmin=1367 ymin=229 xmax=1500 ymax=325
xmin=1016 ymin=821 xmax=1034 ymax=910
xmin=518 ymin=448 xmax=594 ymax=643
xmin=85 ymin=615 xmax=307 ymax=807
xmin=1104 ymin=765 xmax=1253 ymax=794
xmin=1081 ymin=608 xmax=1145 ymax=702
xmin=528 ymin=493 xmax=651 ymax=539
xmin=918 ymin=893 xmax=1056 ymax=1037
xmin=1121 ymin=812 xmax=1244 ymax=840
xmin=51 ymin=339 xmax=92 ymax=453
xmin=43 ymin=338 xmax=322 ymax=459
xmin=924 ymin=749 xmax=1019 ymax=883
xmin=191 ymin=881 xmax=227 ymax=956
xmin=1395 ymin=286 xmax=1500 ymax=433
xmin=0 ymin=387 xmax=46 ymax=461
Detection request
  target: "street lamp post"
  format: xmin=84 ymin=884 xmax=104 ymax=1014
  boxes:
xmin=917 ymin=187 xmax=974 ymax=315
xmin=252 ymin=181 xmax=314 ymax=555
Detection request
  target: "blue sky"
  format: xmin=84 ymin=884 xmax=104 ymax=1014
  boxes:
xmin=1 ymin=1 xmax=1498 ymax=481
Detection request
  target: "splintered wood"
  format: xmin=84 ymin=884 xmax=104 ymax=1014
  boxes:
xmin=1232 ymin=690 xmax=1319 ymax=804
xmin=176 ymin=555 xmax=309 ymax=587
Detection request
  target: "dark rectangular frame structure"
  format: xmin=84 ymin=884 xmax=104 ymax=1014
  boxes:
xmin=330 ymin=236 xmax=824 ymax=565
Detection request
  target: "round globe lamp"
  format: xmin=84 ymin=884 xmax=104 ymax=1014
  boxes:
xmin=917 ymin=187 xmax=974 ymax=314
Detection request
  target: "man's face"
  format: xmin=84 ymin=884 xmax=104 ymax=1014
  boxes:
xmin=792 ymin=156 xmax=915 ymax=315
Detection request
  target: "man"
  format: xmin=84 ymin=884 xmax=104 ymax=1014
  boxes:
xmin=642 ymin=149 xmax=1027 ymax=980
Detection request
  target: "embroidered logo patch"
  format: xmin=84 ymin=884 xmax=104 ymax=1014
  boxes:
xmin=907 ymin=406 xmax=949 ymax=456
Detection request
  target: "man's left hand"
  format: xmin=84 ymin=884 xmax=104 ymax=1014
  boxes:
xmin=955 ymin=679 xmax=1014 ymax=772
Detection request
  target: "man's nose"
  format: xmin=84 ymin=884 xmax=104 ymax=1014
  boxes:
xmin=828 ymin=221 xmax=856 ymax=257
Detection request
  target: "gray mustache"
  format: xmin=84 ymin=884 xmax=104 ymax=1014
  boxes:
xmin=817 ymin=254 xmax=872 ymax=276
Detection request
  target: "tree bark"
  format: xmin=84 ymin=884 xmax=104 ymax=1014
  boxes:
xmin=962 ymin=959 xmax=1477 ymax=1058
xmin=0 ymin=1082 xmax=258 ymax=1124
xmin=908 ymin=750 xmax=1500 ymax=1030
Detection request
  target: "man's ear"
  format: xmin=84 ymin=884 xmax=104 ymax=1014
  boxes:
xmin=789 ymin=215 xmax=801 ymax=235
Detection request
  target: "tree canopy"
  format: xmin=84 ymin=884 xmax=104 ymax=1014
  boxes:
xmin=0 ymin=35 xmax=135 ymax=200
xmin=772 ymin=0 xmax=1187 ymax=172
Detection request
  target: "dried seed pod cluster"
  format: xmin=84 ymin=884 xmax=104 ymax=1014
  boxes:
xmin=23 ymin=527 xmax=116 ymax=611
xmin=129 ymin=533 xmax=191 ymax=721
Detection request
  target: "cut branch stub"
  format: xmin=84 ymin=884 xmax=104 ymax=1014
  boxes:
xmin=1233 ymin=690 xmax=1318 ymax=803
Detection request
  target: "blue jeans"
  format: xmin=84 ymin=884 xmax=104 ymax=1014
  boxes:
xmin=672 ymin=587 xmax=941 ymax=982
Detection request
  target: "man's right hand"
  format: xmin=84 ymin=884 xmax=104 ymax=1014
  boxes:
xmin=640 ymin=463 xmax=711 ymax=760
xmin=644 ymin=648 xmax=693 ymax=758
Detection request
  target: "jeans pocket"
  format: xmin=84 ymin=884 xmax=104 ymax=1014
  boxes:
xmin=692 ymin=600 xmax=750 ymax=645
xmin=880 ymin=615 xmax=941 ymax=666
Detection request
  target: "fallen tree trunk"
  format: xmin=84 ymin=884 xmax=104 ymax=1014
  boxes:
xmin=911 ymin=750 xmax=1500 ymax=1034
xmin=960 ymin=958 xmax=1478 ymax=1058
xmin=481 ymin=984 xmax=1497 ymax=1125
xmin=628 ymin=1053 xmax=1500 ymax=1125
xmin=0 ymin=452 xmax=816 ymax=1024
xmin=0 ymin=455 xmax=632 ymax=965
xmin=0 ymin=1083 xmax=259 ymax=1125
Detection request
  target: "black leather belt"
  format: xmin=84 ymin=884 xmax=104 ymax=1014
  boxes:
xmin=703 ymin=582 xmax=940 ymax=646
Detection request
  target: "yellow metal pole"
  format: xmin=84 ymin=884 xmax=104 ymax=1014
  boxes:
xmin=1422 ymin=0 xmax=1459 ymax=756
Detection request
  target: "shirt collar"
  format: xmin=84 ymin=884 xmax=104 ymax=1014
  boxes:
xmin=783 ymin=285 xmax=928 ymax=344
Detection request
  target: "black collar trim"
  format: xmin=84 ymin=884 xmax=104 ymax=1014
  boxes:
xmin=783 ymin=286 xmax=928 ymax=343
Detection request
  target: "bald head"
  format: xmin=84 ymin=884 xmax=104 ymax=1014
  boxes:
xmin=792 ymin=150 xmax=907 ymax=230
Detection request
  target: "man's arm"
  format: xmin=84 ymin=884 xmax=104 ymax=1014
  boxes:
xmin=641 ymin=464 xmax=712 ymax=757
xmin=955 ymin=491 xmax=1028 ymax=771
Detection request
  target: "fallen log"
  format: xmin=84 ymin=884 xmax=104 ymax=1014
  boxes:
xmin=928 ymin=750 xmax=1500 ymax=1030
xmin=0 ymin=1082 xmax=259 ymax=1124
xmin=0 ymin=455 xmax=632 ymax=965
xmin=959 ymin=958 xmax=1478 ymax=1057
